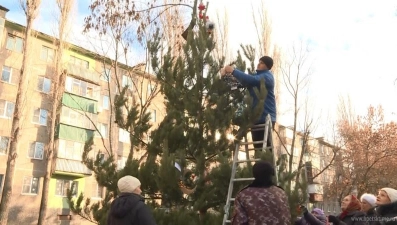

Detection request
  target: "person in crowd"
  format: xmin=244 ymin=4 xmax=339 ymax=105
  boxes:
xmin=231 ymin=161 xmax=290 ymax=225
xmin=328 ymin=194 xmax=366 ymax=225
xmin=295 ymin=205 xmax=327 ymax=225
xmin=107 ymin=175 xmax=157 ymax=225
xmin=371 ymin=187 xmax=397 ymax=225
xmin=360 ymin=193 xmax=377 ymax=215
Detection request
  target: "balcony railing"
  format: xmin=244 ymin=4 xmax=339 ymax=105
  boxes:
xmin=67 ymin=63 xmax=99 ymax=84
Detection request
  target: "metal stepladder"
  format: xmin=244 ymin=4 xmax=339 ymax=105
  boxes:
xmin=222 ymin=115 xmax=278 ymax=225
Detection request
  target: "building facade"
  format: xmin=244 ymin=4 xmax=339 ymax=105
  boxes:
xmin=0 ymin=6 xmax=165 ymax=224
xmin=276 ymin=125 xmax=341 ymax=215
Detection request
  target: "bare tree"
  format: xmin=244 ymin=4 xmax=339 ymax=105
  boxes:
xmin=0 ymin=1 xmax=42 ymax=224
xmin=37 ymin=1 xmax=74 ymax=224
xmin=251 ymin=0 xmax=283 ymax=119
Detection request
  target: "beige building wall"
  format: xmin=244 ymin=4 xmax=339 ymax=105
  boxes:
xmin=0 ymin=6 xmax=165 ymax=224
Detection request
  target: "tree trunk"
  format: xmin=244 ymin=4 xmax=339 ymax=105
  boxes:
xmin=37 ymin=1 xmax=71 ymax=224
xmin=0 ymin=1 xmax=40 ymax=223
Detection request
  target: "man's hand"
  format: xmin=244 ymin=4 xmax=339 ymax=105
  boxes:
xmin=224 ymin=65 xmax=235 ymax=74
xmin=220 ymin=65 xmax=235 ymax=77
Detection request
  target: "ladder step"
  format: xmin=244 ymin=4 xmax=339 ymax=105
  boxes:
xmin=239 ymin=147 xmax=273 ymax=151
xmin=236 ymin=159 xmax=262 ymax=163
xmin=239 ymin=141 xmax=266 ymax=145
xmin=233 ymin=178 xmax=254 ymax=182
xmin=230 ymin=198 xmax=235 ymax=201
xmin=225 ymin=220 xmax=231 ymax=223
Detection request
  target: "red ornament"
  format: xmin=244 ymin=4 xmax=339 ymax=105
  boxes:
xmin=199 ymin=13 xmax=204 ymax=19
xmin=198 ymin=3 xmax=206 ymax=11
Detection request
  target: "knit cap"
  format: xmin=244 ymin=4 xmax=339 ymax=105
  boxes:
xmin=259 ymin=56 xmax=274 ymax=70
xmin=117 ymin=175 xmax=141 ymax=193
xmin=360 ymin=193 xmax=377 ymax=207
xmin=381 ymin=187 xmax=397 ymax=203
xmin=312 ymin=208 xmax=324 ymax=215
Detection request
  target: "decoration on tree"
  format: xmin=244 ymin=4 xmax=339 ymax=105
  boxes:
xmin=182 ymin=0 xmax=215 ymax=40
xmin=221 ymin=61 xmax=244 ymax=90
xmin=174 ymin=162 xmax=210 ymax=195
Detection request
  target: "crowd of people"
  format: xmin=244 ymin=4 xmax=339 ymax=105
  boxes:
xmin=294 ymin=188 xmax=397 ymax=225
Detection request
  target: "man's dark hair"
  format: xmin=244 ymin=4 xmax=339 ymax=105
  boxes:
xmin=259 ymin=56 xmax=274 ymax=70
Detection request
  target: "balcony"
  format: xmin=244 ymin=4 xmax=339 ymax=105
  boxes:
xmin=54 ymin=158 xmax=91 ymax=176
xmin=66 ymin=63 xmax=99 ymax=84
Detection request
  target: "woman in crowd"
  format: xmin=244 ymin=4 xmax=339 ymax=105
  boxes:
xmin=360 ymin=193 xmax=377 ymax=216
xmin=371 ymin=187 xmax=397 ymax=225
xmin=295 ymin=206 xmax=327 ymax=225
xmin=328 ymin=194 xmax=366 ymax=225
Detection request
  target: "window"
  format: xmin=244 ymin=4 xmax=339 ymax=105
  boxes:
xmin=37 ymin=76 xmax=51 ymax=93
xmin=0 ymin=100 xmax=15 ymax=118
xmin=0 ymin=174 xmax=3 ymax=193
xmin=149 ymin=109 xmax=156 ymax=122
xmin=122 ymin=75 xmax=134 ymax=90
xmin=69 ymin=56 xmax=89 ymax=69
xmin=92 ymin=183 xmax=104 ymax=198
xmin=65 ymin=76 xmax=99 ymax=100
xmin=28 ymin=142 xmax=44 ymax=160
xmin=1 ymin=66 xmax=12 ymax=83
xmin=95 ymin=123 xmax=108 ymax=138
xmin=60 ymin=107 xmax=97 ymax=130
xmin=147 ymin=83 xmax=155 ymax=96
xmin=102 ymin=95 xmax=109 ymax=110
xmin=0 ymin=136 xmax=9 ymax=154
xmin=40 ymin=46 xmax=55 ymax=62
xmin=146 ymin=132 xmax=152 ymax=143
xmin=55 ymin=179 xmax=78 ymax=197
xmin=58 ymin=139 xmax=84 ymax=161
xmin=6 ymin=35 xmax=23 ymax=53
xmin=119 ymin=128 xmax=130 ymax=143
xmin=32 ymin=108 xmax=48 ymax=126
xmin=22 ymin=177 xmax=39 ymax=194
xmin=117 ymin=157 xmax=127 ymax=170
xmin=101 ymin=67 xmax=111 ymax=82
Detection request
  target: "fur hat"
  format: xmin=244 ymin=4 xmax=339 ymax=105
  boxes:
xmin=117 ymin=175 xmax=141 ymax=193
xmin=259 ymin=56 xmax=274 ymax=70
xmin=360 ymin=193 xmax=377 ymax=207
xmin=253 ymin=161 xmax=275 ymax=181
xmin=381 ymin=187 xmax=397 ymax=203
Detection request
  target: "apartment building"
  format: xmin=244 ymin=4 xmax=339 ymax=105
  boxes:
xmin=0 ymin=5 xmax=165 ymax=224
xmin=276 ymin=125 xmax=341 ymax=215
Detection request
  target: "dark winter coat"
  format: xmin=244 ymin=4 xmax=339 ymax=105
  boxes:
xmin=231 ymin=184 xmax=290 ymax=225
xmin=295 ymin=211 xmax=327 ymax=225
xmin=107 ymin=193 xmax=157 ymax=225
xmin=371 ymin=201 xmax=397 ymax=225
xmin=336 ymin=210 xmax=367 ymax=225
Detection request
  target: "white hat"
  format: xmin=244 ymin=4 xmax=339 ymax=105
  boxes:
xmin=381 ymin=188 xmax=397 ymax=203
xmin=117 ymin=175 xmax=141 ymax=193
xmin=360 ymin=193 xmax=376 ymax=207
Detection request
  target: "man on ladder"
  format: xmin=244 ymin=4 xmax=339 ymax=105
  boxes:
xmin=221 ymin=56 xmax=290 ymax=224
xmin=221 ymin=56 xmax=276 ymax=150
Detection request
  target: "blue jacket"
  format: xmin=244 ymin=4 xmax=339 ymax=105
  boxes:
xmin=232 ymin=69 xmax=276 ymax=124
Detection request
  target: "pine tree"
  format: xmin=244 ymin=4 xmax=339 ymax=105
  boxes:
xmin=144 ymin=3 xmax=269 ymax=222
xmin=67 ymin=80 xmax=157 ymax=225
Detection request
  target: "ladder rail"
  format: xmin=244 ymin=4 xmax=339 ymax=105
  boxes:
xmin=222 ymin=137 xmax=243 ymax=224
